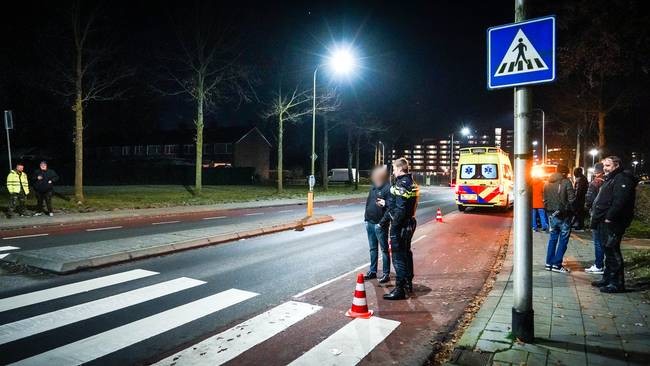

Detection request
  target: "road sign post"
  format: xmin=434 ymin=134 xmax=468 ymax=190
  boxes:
xmin=487 ymin=1 xmax=555 ymax=343
xmin=4 ymin=110 xmax=13 ymax=171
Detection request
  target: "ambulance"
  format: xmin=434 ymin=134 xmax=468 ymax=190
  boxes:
xmin=455 ymin=147 xmax=514 ymax=211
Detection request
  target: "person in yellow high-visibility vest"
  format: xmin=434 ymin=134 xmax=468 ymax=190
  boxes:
xmin=7 ymin=162 xmax=30 ymax=218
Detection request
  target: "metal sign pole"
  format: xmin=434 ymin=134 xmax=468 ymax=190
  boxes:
xmin=4 ymin=111 xmax=13 ymax=171
xmin=512 ymin=0 xmax=534 ymax=342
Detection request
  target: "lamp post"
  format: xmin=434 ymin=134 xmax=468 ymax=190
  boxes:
xmin=307 ymin=45 xmax=357 ymax=217
xmin=589 ymin=148 xmax=599 ymax=167
xmin=449 ymin=127 xmax=470 ymax=186
xmin=633 ymin=160 xmax=639 ymax=175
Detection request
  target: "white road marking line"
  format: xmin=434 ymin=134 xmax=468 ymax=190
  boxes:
xmin=412 ymin=235 xmax=427 ymax=244
xmin=293 ymin=262 xmax=369 ymax=298
xmin=2 ymin=233 xmax=49 ymax=240
xmin=0 ymin=246 xmax=20 ymax=251
xmin=278 ymin=209 xmax=294 ymax=213
xmin=0 ymin=277 xmax=205 ymax=345
xmin=245 ymin=212 xmax=264 ymax=216
xmin=0 ymin=254 xmax=10 ymax=259
xmin=85 ymin=226 xmax=123 ymax=232
xmin=288 ymin=316 xmax=401 ymax=366
xmin=0 ymin=269 xmax=158 ymax=313
xmin=327 ymin=205 xmax=339 ymax=208
xmin=12 ymin=289 xmax=259 ymax=366
xmin=202 ymin=216 xmax=227 ymax=220
xmin=151 ymin=220 xmax=181 ymax=225
xmin=154 ymin=301 xmax=322 ymax=366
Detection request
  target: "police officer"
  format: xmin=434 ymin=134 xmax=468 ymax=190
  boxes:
xmin=6 ymin=162 xmax=30 ymax=218
xmin=379 ymin=157 xmax=419 ymax=300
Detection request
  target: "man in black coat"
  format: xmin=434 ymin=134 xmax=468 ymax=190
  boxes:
xmin=33 ymin=161 xmax=59 ymax=216
xmin=363 ymin=166 xmax=391 ymax=283
xmin=590 ymin=156 xmax=637 ymax=293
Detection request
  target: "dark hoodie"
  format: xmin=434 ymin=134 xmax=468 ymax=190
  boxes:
xmin=543 ymin=172 xmax=576 ymax=215
xmin=591 ymin=167 xmax=637 ymax=232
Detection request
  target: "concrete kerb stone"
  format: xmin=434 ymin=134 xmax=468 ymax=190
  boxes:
xmin=4 ymin=215 xmax=334 ymax=274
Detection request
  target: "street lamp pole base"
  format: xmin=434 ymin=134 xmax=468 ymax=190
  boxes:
xmin=512 ymin=307 xmax=534 ymax=343
xmin=307 ymin=191 xmax=314 ymax=217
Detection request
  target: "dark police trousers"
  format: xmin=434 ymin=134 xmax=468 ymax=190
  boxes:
xmin=597 ymin=222 xmax=625 ymax=288
xmin=8 ymin=193 xmax=26 ymax=217
xmin=390 ymin=218 xmax=417 ymax=285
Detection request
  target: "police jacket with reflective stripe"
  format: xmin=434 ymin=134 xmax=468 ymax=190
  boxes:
xmin=7 ymin=170 xmax=29 ymax=195
xmin=381 ymin=173 xmax=419 ymax=228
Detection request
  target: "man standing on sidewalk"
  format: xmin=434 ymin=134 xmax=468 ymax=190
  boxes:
xmin=381 ymin=157 xmax=419 ymax=300
xmin=584 ymin=162 xmax=605 ymax=274
xmin=33 ymin=161 xmax=59 ymax=217
xmin=572 ymin=167 xmax=589 ymax=231
xmin=6 ymin=162 xmax=30 ymax=218
xmin=591 ymin=156 xmax=637 ymax=293
xmin=543 ymin=164 xmax=575 ymax=273
xmin=363 ymin=166 xmax=391 ymax=283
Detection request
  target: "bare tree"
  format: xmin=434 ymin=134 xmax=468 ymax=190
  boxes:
xmin=48 ymin=1 xmax=132 ymax=202
xmin=341 ymin=115 xmax=386 ymax=190
xmin=263 ymin=86 xmax=338 ymax=192
xmin=156 ymin=7 xmax=255 ymax=195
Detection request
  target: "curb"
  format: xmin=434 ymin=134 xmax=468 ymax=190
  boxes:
xmin=4 ymin=215 xmax=334 ymax=274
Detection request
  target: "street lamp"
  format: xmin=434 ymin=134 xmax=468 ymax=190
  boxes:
xmin=449 ymin=127 xmax=471 ymax=186
xmin=589 ymin=148 xmax=599 ymax=166
xmin=633 ymin=160 xmax=639 ymax=175
xmin=308 ymin=44 xmax=358 ymax=217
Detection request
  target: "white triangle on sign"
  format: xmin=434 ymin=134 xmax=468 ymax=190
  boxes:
xmin=494 ymin=29 xmax=548 ymax=77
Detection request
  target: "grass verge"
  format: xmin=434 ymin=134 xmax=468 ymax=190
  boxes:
xmin=0 ymin=185 xmax=368 ymax=213
xmin=625 ymin=219 xmax=650 ymax=239
xmin=623 ymin=247 xmax=650 ymax=297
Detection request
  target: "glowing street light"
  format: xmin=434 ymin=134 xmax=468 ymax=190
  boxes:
xmin=450 ymin=127 xmax=471 ymax=186
xmin=307 ymin=44 xmax=359 ymax=217
xmin=633 ymin=160 xmax=639 ymax=175
xmin=589 ymin=148 xmax=599 ymax=166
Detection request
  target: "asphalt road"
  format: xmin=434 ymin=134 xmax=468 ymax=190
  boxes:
xmin=0 ymin=186 xmax=511 ymax=365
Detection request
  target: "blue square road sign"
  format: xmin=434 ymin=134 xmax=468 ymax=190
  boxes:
xmin=487 ymin=16 xmax=555 ymax=89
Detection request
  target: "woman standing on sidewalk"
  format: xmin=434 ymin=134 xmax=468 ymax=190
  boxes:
xmin=584 ymin=162 xmax=605 ymax=274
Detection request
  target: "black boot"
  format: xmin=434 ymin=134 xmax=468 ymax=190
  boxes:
xmin=405 ymin=279 xmax=413 ymax=293
xmin=383 ymin=281 xmax=407 ymax=300
xmin=378 ymin=274 xmax=390 ymax=284
xmin=591 ymin=279 xmax=609 ymax=287
xmin=363 ymin=272 xmax=377 ymax=280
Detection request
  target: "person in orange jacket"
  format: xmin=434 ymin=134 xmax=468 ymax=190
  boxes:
xmin=532 ymin=176 xmax=548 ymax=231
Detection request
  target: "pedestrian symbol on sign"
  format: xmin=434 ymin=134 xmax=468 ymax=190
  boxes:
xmin=494 ymin=29 xmax=548 ymax=77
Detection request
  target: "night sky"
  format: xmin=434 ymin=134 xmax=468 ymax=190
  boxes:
xmin=1 ymin=1 xmax=648 ymax=172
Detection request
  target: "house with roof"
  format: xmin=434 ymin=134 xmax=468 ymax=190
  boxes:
xmin=94 ymin=126 xmax=271 ymax=180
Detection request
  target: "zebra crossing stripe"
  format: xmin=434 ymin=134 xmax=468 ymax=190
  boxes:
xmin=154 ymin=301 xmax=322 ymax=365
xmin=0 ymin=269 xmax=159 ymax=313
xmin=0 ymin=246 xmax=20 ymax=252
xmin=288 ymin=316 xmax=400 ymax=366
xmin=11 ymin=289 xmax=258 ymax=366
xmin=0 ymin=277 xmax=205 ymax=345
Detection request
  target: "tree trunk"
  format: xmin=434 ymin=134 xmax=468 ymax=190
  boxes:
xmin=346 ymin=128 xmax=353 ymax=185
xmin=597 ymin=110 xmax=606 ymax=151
xmin=354 ymin=133 xmax=360 ymax=190
xmin=74 ymin=46 xmax=84 ymax=203
xmin=277 ymin=116 xmax=283 ymax=193
xmin=321 ymin=115 xmax=329 ymax=191
xmin=194 ymin=89 xmax=204 ymax=195
xmin=575 ymin=130 xmax=581 ymax=169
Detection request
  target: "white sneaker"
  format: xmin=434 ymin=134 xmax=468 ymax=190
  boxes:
xmin=585 ymin=264 xmax=604 ymax=274
xmin=48 ymin=212 xmax=54 ymax=217
xmin=551 ymin=265 xmax=571 ymax=273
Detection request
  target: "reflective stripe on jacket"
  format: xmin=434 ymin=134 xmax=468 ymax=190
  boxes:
xmin=7 ymin=170 xmax=29 ymax=195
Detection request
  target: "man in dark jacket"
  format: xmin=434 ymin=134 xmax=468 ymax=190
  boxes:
xmin=32 ymin=161 xmax=59 ymax=216
xmin=572 ymin=167 xmax=589 ymax=231
xmin=543 ymin=165 xmax=575 ymax=273
xmin=584 ymin=162 xmax=605 ymax=274
xmin=379 ymin=157 xmax=419 ymax=300
xmin=590 ymin=156 xmax=637 ymax=293
xmin=363 ymin=166 xmax=391 ymax=283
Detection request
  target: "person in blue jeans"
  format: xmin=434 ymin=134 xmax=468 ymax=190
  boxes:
xmin=531 ymin=176 xmax=548 ymax=231
xmin=363 ymin=166 xmax=391 ymax=283
xmin=543 ymin=165 xmax=575 ymax=273
xmin=584 ymin=162 xmax=605 ymax=274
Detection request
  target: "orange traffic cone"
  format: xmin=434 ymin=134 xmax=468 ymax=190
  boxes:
xmin=345 ymin=273 xmax=374 ymax=319
xmin=436 ymin=208 xmax=443 ymax=222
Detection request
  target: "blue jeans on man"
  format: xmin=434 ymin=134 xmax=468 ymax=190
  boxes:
xmin=531 ymin=208 xmax=548 ymax=231
xmin=592 ymin=227 xmax=604 ymax=269
xmin=365 ymin=222 xmax=390 ymax=275
xmin=546 ymin=215 xmax=572 ymax=266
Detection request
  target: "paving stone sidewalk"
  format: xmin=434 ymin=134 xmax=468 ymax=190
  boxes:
xmin=449 ymin=231 xmax=650 ymax=366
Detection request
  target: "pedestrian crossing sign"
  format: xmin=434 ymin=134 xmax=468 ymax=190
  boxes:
xmin=487 ymin=16 xmax=555 ymax=89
